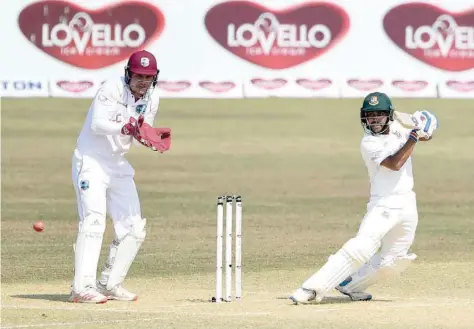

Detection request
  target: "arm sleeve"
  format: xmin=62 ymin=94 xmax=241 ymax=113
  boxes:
xmin=360 ymin=139 xmax=392 ymax=165
xmin=90 ymin=85 xmax=126 ymax=136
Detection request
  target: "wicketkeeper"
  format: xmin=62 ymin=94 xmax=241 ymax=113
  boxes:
xmin=70 ymin=50 xmax=171 ymax=303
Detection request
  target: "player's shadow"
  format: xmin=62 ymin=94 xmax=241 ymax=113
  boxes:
xmin=276 ymin=296 xmax=393 ymax=304
xmin=11 ymin=294 xmax=70 ymax=303
xmin=317 ymin=296 xmax=393 ymax=304
xmin=182 ymin=298 xmax=212 ymax=303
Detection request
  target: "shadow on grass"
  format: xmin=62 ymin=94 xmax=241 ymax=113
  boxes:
xmin=276 ymin=295 xmax=393 ymax=304
xmin=11 ymin=294 xmax=70 ymax=303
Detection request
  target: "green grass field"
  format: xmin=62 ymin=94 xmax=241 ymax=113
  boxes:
xmin=1 ymin=97 xmax=473 ymax=329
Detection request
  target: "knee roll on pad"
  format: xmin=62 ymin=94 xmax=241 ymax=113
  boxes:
xmin=342 ymin=237 xmax=381 ymax=266
xmin=380 ymin=253 xmax=417 ymax=277
xmin=338 ymin=253 xmax=416 ymax=293
xmin=131 ymin=217 xmax=146 ymax=241
xmin=115 ymin=217 xmax=146 ymax=242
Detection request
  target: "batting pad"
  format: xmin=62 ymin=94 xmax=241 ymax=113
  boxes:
xmin=302 ymin=237 xmax=380 ymax=294
xmin=99 ymin=218 xmax=147 ymax=290
xmin=341 ymin=253 xmax=417 ymax=293
xmin=72 ymin=215 xmax=106 ymax=293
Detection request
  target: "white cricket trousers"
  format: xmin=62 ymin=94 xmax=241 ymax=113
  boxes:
xmin=301 ymin=192 xmax=418 ymax=294
xmin=72 ymin=148 xmax=142 ymax=237
xmin=359 ymin=193 xmax=418 ymax=260
xmin=71 ymin=148 xmax=142 ymax=292
xmin=334 ymin=193 xmax=419 ymax=293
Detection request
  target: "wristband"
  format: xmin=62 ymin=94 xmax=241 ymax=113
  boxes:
xmin=409 ymin=130 xmax=418 ymax=142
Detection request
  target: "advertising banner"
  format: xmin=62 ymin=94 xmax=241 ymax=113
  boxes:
xmin=0 ymin=0 xmax=472 ymax=98
xmin=340 ymin=78 xmax=438 ymax=98
xmin=0 ymin=79 xmax=49 ymax=97
xmin=244 ymin=77 xmax=339 ymax=98
xmin=438 ymin=79 xmax=474 ymax=98
xmin=49 ymin=78 xmax=102 ymax=98
xmin=156 ymin=80 xmax=243 ymax=98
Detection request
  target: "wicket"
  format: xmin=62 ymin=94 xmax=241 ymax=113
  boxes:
xmin=214 ymin=195 xmax=242 ymax=303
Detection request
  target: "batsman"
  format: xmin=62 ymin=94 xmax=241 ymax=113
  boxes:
xmin=69 ymin=50 xmax=171 ymax=303
xmin=290 ymin=92 xmax=438 ymax=304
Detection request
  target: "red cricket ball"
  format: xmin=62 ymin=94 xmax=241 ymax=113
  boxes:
xmin=33 ymin=221 xmax=44 ymax=232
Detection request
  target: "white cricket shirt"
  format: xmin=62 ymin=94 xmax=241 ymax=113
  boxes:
xmin=360 ymin=121 xmax=415 ymax=208
xmin=76 ymin=76 xmax=160 ymax=158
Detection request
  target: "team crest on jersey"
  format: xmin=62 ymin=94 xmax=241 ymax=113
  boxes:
xmin=140 ymin=57 xmax=150 ymax=67
xmin=80 ymin=180 xmax=89 ymax=191
xmin=369 ymin=96 xmax=379 ymax=106
xmin=135 ymin=104 xmax=147 ymax=115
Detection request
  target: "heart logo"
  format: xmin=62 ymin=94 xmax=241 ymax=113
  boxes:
xmin=251 ymin=78 xmax=287 ymax=89
xmin=18 ymin=1 xmax=165 ymax=69
xmin=157 ymin=81 xmax=192 ymax=92
xmin=392 ymin=80 xmax=428 ymax=91
xmin=296 ymin=78 xmax=332 ymax=90
xmin=347 ymin=79 xmax=384 ymax=91
xmin=383 ymin=3 xmax=474 ymax=71
xmin=205 ymin=1 xmax=350 ymax=69
xmin=446 ymin=80 xmax=474 ymax=92
xmin=57 ymin=80 xmax=94 ymax=92
xmin=199 ymin=81 xmax=236 ymax=93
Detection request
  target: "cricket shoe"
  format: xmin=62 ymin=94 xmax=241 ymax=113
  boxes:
xmin=68 ymin=287 xmax=108 ymax=304
xmin=289 ymin=287 xmax=322 ymax=305
xmin=97 ymin=282 xmax=138 ymax=301
xmin=336 ymin=278 xmax=372 ymax=301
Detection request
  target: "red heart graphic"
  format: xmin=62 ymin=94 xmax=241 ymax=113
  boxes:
xmin=251 ymin=78 xmax=287 ymax=89
xmin=205 ymin=1 xmax=349 ymax=69
xmin=383 ymin=3 xmax=474 ymax=71
xmin=296 ymin=78 xmax=332 ymax=90
xmin=392 ymin=80 xmax=428 ymax=91
xmin=199 ymin=81 xmax=236 ymax=93
xmin=157 ymin=81 xmax=192 ymax=92
xmin=57 ymin=80 xmax=93 ymax=92
xmin=446 ymin=80 xmax=474 ymax=92
xmin=18 ymin=1 xmax=165 ymax=69
xmin=347 ymin=79 xmax=384 ymax=91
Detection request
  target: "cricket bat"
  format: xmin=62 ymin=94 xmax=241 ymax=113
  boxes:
xmin=394 ymin=110 xmax=439 ymax=139
xmin=394 ymin=111 xmax=419 ymax=129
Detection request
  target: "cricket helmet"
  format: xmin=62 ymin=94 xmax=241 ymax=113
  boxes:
xmin=360 ymin=92 xmax=394 ymax=135
xmin=124 ymin=50 xmax=159 ymax=86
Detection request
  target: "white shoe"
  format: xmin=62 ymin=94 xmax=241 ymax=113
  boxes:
xmin=336 ymin=284 xmax=372 ymax=301
xmin=97 ymin=282 xmax=138 ymax=301
xmin=289 ymin=287 xmax=322 ymax=305
xmin=68 ymin=287 xmax=108 ymax=304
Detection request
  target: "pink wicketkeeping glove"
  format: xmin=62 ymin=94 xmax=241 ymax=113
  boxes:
xmin=138 ymin=124 xmax=171 ymax=153
xmin=122 ymin=116 xmax=171 ymax=152
xmin=121 ymin=116 xmax=151 ymax=148
xmin=153 ymin=128 xmax=171 ymax=152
